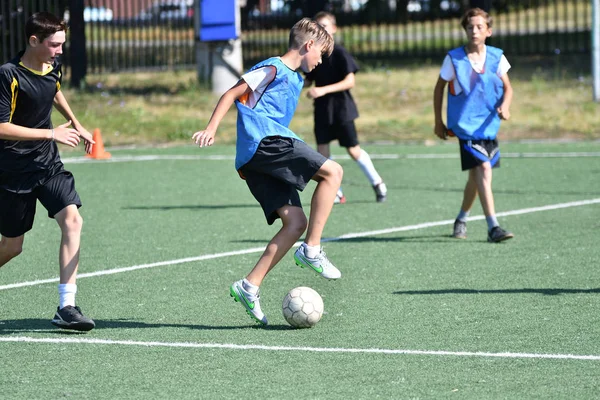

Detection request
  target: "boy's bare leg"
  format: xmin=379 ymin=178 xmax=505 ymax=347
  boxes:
xmin=317 ymin=143 xmax=331 ymax=159
xmin=0 ymin=235 xmax=24 ymax=267
xmin=460 ymin=168 xmax=479 ymax=212
xmin=55 ymin=205 xmax=83 ymax=284
xmin=473 ymin=162 xmax=496 ymax=217
xmin=346 ymin=144 xmax=362 ymax=161
xmin=246 ymin=205 xmax=307 ymax=286
xmin=305 ymin=160 xmax=343 ymax=246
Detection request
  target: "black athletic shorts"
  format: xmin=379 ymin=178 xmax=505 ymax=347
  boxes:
xmin=0 ymin=170 xmax=82 ymax=238
xmin=314 ymin=120 xmax=359 ymax=148
xmin=239 ymin=136 xmax=327 ymax=225
xmin=459 ymin=138 xmax=501 ymax=171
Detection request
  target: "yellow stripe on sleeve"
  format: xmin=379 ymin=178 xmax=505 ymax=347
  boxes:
xmin=9 ymin=77 xmax=18 ymax=123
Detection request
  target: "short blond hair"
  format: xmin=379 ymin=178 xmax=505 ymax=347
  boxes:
xmin=461 ymin=7 xmax=493 ymax=30
xmin=289 ymin=18 xmax=334 ymax=57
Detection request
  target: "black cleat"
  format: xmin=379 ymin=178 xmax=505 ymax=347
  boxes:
xmin=452 ymin=219 xmax=467 ymax=239
xmin=487 ymin=226 xmax=514 ymax=243
xmin=373 ymin=183 xmax=387 ymax=203
xmin=51 ymin=305 xmax=95 ymax=332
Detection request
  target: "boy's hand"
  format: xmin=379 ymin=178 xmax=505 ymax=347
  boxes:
xmin=72 ymin=123 xmax=95 ymax=154
xmin=497 ymin=105 xmax=510 ymax=120
xmin=192 ymin=129 xmax=215 ymax=147
xmin=306 ymin=87 xmax=326 ymax=99
xmin=434 ymin=122 xmax=448 ymax=140
xmin=54 ymin=121 xmax=82 ymax=148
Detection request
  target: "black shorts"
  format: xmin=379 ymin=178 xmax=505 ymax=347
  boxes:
xmin=315 ymin=120 xmax=359 ymax=148
xmin=459 ymin=139 xmax=501 ymax=171
xmin=0 ymin=170 xmax=82 ymax=238
xmin=239 ymin=136 xmax=327 ymax=225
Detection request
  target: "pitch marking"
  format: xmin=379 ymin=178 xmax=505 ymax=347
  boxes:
xmin=1 ymin=336 xmax=599 ymax=361
xmin=1 ymin=198 xmax=599 ymax=291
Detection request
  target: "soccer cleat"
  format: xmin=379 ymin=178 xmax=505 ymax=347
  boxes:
xmin=333 ymin=194 xmax=347 ymax=204
xmin=487 ymin=226 xmax=514 ymax=243
xmin=373 ymin=182 xmax=387 ymax=203
xmin=452 ymin=219 xmax=467 ymax=239
xmin=333 ymin=189 xmax=346 ymax=204
xmin=51 ymin=305 xmax=95 ymax=331
xmin=294 ymin=245 xmax=341 ymax=280
xmin=229 ymin=280 xmax=268 ymax=325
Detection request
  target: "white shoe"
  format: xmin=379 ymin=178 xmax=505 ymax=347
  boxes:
xmin=294 ymin=245 xmax=341 ymax=280
xmin=229 ymin=280 xmax=267 ymax=325
xmin=334 ymin=189 xmax=346 ymax=204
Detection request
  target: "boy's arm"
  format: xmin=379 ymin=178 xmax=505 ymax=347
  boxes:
xmin=433 ymin=76 xmax=448 ymax=140
xmin=497 ymin=73 xmax=513 ymax=120
xmin=306 ymin=72 xmax=355 ymax=99
xmin=193 ymin=79 xmax=251 ymax=147
xmin=0 ymin=120 xmax=85 ymax=148
xmin=53 ymin=90 xmax=94 ymax=153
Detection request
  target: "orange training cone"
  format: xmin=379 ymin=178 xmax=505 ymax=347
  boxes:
xmin=86 ymin=128 xmax=111 ymax=159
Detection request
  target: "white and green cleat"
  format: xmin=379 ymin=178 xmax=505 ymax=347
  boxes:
xmin=294 ymin=245 xmax=341 ymax=280
xmin=230 ymin=280 xmax=268 ymax=325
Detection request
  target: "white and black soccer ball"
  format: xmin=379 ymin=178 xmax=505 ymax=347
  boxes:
xmin=282 ymin=286 xmax=324 ymax=328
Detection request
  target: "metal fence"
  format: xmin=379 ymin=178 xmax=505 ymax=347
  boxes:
xmin=242 ymin=0 xmax=592 ymax=65
xmin=1 ymin=0 xmax=593 ymax=82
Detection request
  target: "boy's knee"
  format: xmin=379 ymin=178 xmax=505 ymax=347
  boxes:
xmin=0 ymin=238 xmax=23 ymax=260
xmin=331 ymin=161 xmax=344 ymax=184
xmin=60 ymin=212 xmax=84 ymax=235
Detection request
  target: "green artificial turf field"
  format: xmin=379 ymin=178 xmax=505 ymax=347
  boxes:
xmin=1 ymin=141 xmax=599 ymax=399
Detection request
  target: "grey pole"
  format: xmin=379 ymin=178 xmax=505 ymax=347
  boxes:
xmin=210 ymin=0 xmax=243 ymax=95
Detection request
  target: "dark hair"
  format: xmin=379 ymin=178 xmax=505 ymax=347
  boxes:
xmin=25 ymin=12 xmax=67 ymax=44
xmin=460 ymin=7 xmax=493 ymax=30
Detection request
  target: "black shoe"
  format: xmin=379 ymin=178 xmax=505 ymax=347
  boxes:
xmin=51 ymin=305 xmax=95 ymax=331
xmin=452 ymin=219 xmax=467 ymax=239
xmin=487 ymin=226 xmax=514 ymax=243
xmin=373 ymin=183 xmax=387 ymax=203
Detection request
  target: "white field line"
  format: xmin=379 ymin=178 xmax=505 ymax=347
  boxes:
xmin=1 ymin=198 xmax=599 ymax=292
xmin=61 ymin=152 xmax=600 ymax=164
xmin=0 ymin=336 xmax=599 ymax=361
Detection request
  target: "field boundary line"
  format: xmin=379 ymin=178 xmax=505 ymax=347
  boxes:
xmin=1 ymin=198 xmax=599 ymax=291
xmin=61 ymin=152 xmax=600 ymax=164
xmin=1 ymin=336 xmax=599 ymax=361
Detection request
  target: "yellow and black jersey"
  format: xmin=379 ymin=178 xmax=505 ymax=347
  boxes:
xmin=0 ymin=51 xmax=63 ymax=193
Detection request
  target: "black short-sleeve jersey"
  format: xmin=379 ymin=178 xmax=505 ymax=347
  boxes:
xmin=305 ymin=44 xmax=359 ymax=126
xmin=0 ymin=52 xmax=63 ymax=193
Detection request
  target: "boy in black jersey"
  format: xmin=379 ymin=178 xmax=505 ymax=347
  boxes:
xmin=0 ymin=12 xmax=96 ymax=331
xmin=304 ymin=11 xmax=387 ymax=204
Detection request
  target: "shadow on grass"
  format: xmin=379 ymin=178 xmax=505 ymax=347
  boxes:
xmin=124 ymin=204 xmax=259 ymax=211
xmin=233 ymin=234 xmax=457 ymax=245
xmin=0 ymin=318 xmax=292 ymax=334
xmin=343 ymin=181 xmax=600 ymax=197
xmin=394 ymin=288 xmax=600 ymax=296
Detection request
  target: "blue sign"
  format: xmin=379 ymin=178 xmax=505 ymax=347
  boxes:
xmin=199 ymin=0 xmax=238 ymax=41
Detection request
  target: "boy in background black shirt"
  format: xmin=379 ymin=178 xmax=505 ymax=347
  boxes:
xmin=0 ymin=12 xmax=96 ymax=331
xmin=305 ymin=11 xmax=387 ymax=203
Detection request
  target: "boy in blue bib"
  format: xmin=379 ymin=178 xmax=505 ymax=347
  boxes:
xmin=193 ymin=19 xmax=342 ymax=325
xmin=433 ymin=7 xmax=514 ymax=243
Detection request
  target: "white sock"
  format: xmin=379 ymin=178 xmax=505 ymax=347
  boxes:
xmin=242 ymin=279 xmax=259 ymax=294
xmin=58 ymin=284 xmax=77 ymax=309
xmin=356 ymin=150 xmax=382 ymax=186
xmin=303 ymin=243 xmax=321 ymax=259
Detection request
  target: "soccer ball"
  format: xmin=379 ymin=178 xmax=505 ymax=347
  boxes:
xmin=282 ymin=286 xmax=324 ymax=328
